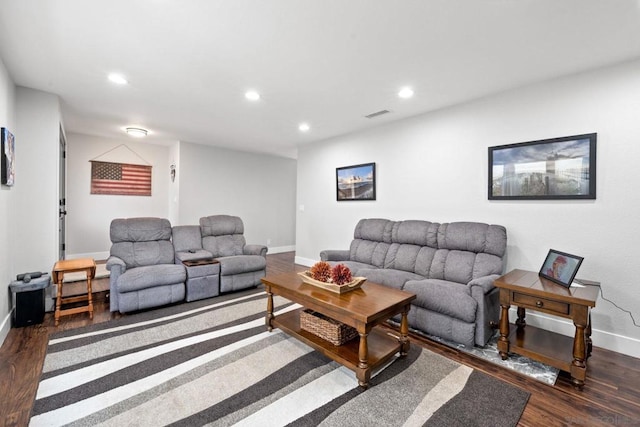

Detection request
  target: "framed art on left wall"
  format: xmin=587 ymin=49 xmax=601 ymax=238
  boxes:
xmin=1 ymin=127 xmax=15 ymax=186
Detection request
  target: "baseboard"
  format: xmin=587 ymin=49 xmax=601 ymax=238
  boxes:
xmin=267 ymin=245 xmax=296 ymax=255
xmin=294 ymin=256 xmax=316 ymax=267
xmin=66 ymin=251 xmax=109 ymax=261
xmin=0 ymin=310 xmax=11 ymax=350
xmin=508 ymin=308 xmax=640 ymax=359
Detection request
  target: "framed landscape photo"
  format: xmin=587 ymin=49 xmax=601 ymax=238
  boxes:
xmin=336 ymin=162 xmax=376 ymax=201
xmin=488 ymin=133 xmax=596 ymax=200
xmin=1 ymin=127 xmax=15 ymax=186
xmin=539 ymin=249 xmax=584 ymax=288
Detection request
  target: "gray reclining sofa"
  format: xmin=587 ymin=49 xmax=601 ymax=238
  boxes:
xmin=320 ymin=218 xmax=507 ymax=347
xmin=107 ymin=215 xmax=267 ymax=313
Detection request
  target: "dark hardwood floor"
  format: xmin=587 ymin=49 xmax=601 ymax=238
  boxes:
xmin=1 ymin=252 xmax=638 ymax=426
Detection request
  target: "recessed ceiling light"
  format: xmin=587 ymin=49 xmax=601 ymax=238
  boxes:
xmin=245 ymin=90 xmax=261 ymax=101
xmin=298 ymin=123 xmax=310 ymax=132
xmin=125 ymin=127 xmax=148 ymax=137
xmin=108 ymin=73 xmax=128 ymax=85
xmin=398 ymin=87 xmax=414 ymax=99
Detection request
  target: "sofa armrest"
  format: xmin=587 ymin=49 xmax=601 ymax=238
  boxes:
xmin=244 ymin=244 xmax=268 ymax=257
xmin=468 ymin=274 xmax=499 ymax=294
xmin=320 ymin=250 xmax=350 ymax=262
xmin=106 ymin=256 xmax=126 ymax=274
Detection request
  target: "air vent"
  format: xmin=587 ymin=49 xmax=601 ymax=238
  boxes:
xmin=365 ymin=109 xmax=391 ymax=119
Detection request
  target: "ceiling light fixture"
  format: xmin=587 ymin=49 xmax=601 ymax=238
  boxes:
xmin=245 ymin=90 xmax=260 ymax=101
xmin=125 ymin=127 xmax=148 ymax=137
xmin=398 ymin=87 xmax=414 ymax=99
xmin=108 ymin=73 xmax=128 ymax=85
xmin=298 ymin=123 xmax=310 ymax=132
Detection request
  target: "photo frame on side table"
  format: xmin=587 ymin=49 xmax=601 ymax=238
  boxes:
xmin=488 ymin=133 xmax=596 ymax=200
xmin=1 ymin=127 xmax=15 ymax=186
xmin=539 ymin=249 xmax=584 ymax=288
xmin=336 ymin=162 xmax=376 ymax=201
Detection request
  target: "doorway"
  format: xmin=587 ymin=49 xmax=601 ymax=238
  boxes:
xmin=58 ymin=125 xmax=66 ymax=260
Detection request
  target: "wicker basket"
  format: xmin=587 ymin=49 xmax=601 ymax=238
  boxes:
xmin=300 ymin=309 xmax=359 ymax=346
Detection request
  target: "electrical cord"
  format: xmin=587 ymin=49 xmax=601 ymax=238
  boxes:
xmin=579 ymin=282 xmax=639 ymax=328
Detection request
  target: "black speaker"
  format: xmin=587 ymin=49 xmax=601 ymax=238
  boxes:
xmin=13 ymin=289 xmax=45 ymax=327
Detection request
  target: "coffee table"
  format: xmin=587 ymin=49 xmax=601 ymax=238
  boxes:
xmin=262 ymin=272 xmax=416 ymax=388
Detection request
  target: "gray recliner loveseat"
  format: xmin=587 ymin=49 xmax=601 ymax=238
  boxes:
xmin=320 ymin=218 xmax=507 ymax=347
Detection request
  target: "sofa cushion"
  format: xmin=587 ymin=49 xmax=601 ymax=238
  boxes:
xmin=403 ymin=279 xmax=477 ymax=323
xmin=218 ymin=255 xmax=266 ymax=276
xmin=172 ymin=225 xmax=203 ymax=252
xmin=391 ymin=220 xmax=439 ymax=247
xmin=353 ymin=218 xmax=394 ymax=242
xmin=437 ymin=222 xmax=507 ymax=257
xmin=111 ymin=240 xmax=175 ymax=268
xmin=349 ymin=239 xmax=390 ymax=268
xmin=116 ymin=264 xmax=186 ymax=293
xmin=358 ymin=268 xmax=424 ymax=290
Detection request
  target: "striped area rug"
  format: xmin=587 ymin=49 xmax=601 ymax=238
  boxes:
xmin=31 ymin=289 xmax=529 ymax=426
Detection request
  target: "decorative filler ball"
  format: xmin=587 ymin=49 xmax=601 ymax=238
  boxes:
xmin=310 ymin=261 xmax=332 ymax=282
xmin=331 ymin=264 xmax=353 ymax=286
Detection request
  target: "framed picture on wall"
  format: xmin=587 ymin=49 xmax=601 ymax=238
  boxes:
xmin=488 ymin=133 xmax=596 ymax=200
xmin=1 ymin=127 xmax=15 ymax=186
xmin=336 ymin=162 xmax=376 ymax=201
xmin=538 ymin=249 xmax=584 ymax=288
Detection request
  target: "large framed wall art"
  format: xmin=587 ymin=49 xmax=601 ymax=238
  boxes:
xmin=336 ymin=162 xmax=376 ymax=201
xmin=488 ymin=133 xmax=596 ymax=200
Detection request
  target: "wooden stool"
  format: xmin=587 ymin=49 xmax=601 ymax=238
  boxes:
xmin=52 ymin=258 xmax=96 ymax=326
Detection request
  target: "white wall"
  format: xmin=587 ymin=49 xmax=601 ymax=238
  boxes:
xmin=64 ymin=137 xmax=298 ymax=259
xmin=65 ymin=134 xmax=172 ymax=259
xmin=0 ymin=85 xmax=61 ymax=346
xmin=178 ymin=142 xmax=297 ymax=252
xmin=296 ymin=59 xmax=640 ymax=358
xmin=0 ymin=59 xmax=16 ymax=344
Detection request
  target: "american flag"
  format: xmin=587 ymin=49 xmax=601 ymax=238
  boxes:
xmin=90 ymin=161 xmax=152 ymax=196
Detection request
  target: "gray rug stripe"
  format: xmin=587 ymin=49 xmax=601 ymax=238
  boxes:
xmin=428 ymin=370 xmax=530 ymax=427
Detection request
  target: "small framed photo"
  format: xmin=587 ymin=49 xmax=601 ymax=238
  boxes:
xmin=538 ymin=249 xmax=584 ymax=288
xmin=336 ymin=162 xmax=376 ymax=201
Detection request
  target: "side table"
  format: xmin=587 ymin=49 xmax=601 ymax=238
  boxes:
xmin=52 ymin=258 xmax=96 ymax=326
xmin=494 ymin=269 xmax=599 ymax=389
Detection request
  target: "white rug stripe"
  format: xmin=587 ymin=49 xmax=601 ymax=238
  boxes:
xmin=50 ymin=291 xmax=267 ymax=345
xmin=232 ymin=366 xmax=357 ymax=427
xmin=36 ymin=304 xmax=300 ymax=399
xmin=402 ymin=365 xmax=473 ymax=427
xmin=29 ymin=330 xmax=278 ymax=427
xmin=96 ymin=336 xmax=316 ymax=426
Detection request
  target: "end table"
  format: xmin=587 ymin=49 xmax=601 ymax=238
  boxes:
xmin=52 ymin=258 xmax=97 ymax=326
xmin=494 ymin=269 xmax=598 ymax=389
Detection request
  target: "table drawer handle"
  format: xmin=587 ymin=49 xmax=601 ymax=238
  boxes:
xmin=536 ymin=300 xmax=544 ymax=308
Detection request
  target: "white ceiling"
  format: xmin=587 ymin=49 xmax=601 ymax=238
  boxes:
xmin=1 ymin=1 xmax=640 ymax=158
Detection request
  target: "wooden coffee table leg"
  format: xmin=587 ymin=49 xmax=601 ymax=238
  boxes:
xmin=400 ymin=305 xmax=410 ymax=356
xmin=357 ymin=330 xmax=370 ymax=388
xmin=265 ymin=286 xmax=274 ymax=331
